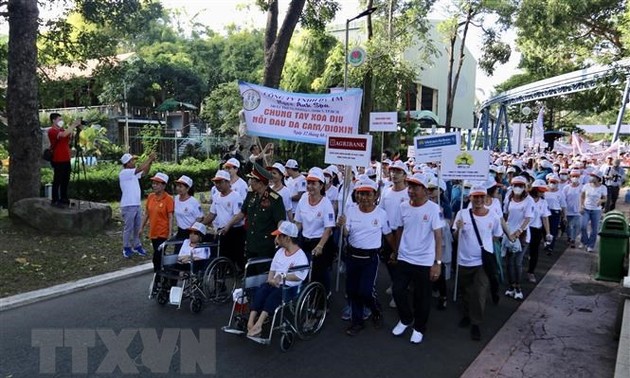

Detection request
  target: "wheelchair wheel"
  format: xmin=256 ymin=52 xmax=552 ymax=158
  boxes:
xmin=294 ymin=282 xmax=327 ymax=340
xmin=157 ymin=291 xmax=168 ymax=305
xmin=203 ymin=257 xmax=237 ymax=303
xmin=190 ymin=297 xmax=203 ymax=313
xmin=279 ymin=331 xmax=294 ymax=352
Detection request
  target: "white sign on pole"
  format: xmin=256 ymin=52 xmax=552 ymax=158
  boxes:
xmin=413 ymin=132 xmax=461 ymax=163
xmin=324 ymin=134 xmax=372 ymax=167
xmin=369 ymin=112 xmax=398 ymax=132
xmin=441 ymin=150 xmax=491 ymax=182
xmin=407 ymin=145 xmax=415 ymax=159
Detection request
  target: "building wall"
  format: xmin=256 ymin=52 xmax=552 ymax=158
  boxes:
xmin=331 ymin=19 xmax=477 ymax=129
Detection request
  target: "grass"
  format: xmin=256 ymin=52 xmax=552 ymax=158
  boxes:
xmin=0 ymin=203 xmax=149 ymax=298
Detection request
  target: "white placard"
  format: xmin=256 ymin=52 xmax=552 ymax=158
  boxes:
xmin=324 ymin=134 xmax=373 ymax=167
xmin=239 ymin=81 xmax=363 ymax=145
xmin=369 ymin=112 xmax=398 ymax=132
xmin=441 ymin=150 xmax=491 ymax=182
xmin=407 ymin=145 xmax=415 ymax=159
xmin=414 ymin=132 xmax=461 ymax=163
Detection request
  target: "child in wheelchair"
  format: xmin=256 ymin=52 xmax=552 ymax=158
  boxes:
xmin=247 ymin=221 xmax=309 ymax=337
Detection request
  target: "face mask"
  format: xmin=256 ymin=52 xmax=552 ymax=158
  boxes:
xmin=571 ymin=177 xmax=579 ymax=184
xmin=512 ymin=187 xmax=524 ymax=195
xmin=490 ymin=172 xmax=496 ymax=178
xmin=590 ymin=177 xmax=597 ymax=184
xmin=548 ymin=183 xmax=557 ymax=190
xmin=553 ymin=167 xmax=559 ymax=172
xmin=560 ymin=175 xmax=568 ymax=180
xmin=56 ymin=120 xmax=64 ymax=127
xmin=463 ymin=189 xmax=470 ymax=196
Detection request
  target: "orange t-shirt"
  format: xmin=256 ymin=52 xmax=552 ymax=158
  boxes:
xmin=146 ymin=192 xmax=175 ymax=239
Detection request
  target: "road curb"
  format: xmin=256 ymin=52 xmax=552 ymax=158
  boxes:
xmin=0 ymin=263 xmax=153 ymax=312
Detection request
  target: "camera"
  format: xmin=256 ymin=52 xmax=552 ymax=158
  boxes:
xmin=80 ymin=120 xmax=89 ymax=126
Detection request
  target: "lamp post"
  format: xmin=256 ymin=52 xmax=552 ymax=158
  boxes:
xmin=174 ymin=130 xmax=182 ymax=164
xmin=205 ymin=127 xmax=212 ymax=161
xmin=344 ymin=7 xmax=377 ymax=91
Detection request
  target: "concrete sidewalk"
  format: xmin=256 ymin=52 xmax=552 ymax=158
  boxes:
xmin=462 ymin=245 xmax=620 ymax=378
xmin=463 ymin=189 xmax=630 ymax=378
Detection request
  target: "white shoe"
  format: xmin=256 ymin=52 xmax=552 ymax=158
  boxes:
xmin=389 ymin=298 xmax=397 ymax=308
xmin=385 ymin=286 xmax=393 ymax=295
xmin=586 ymin=247 xmax=594 ymax=253
xmin=392 ymin=321 xmax=408 ymax=336
xmin=514 ymin=289 xmax=524 ymax=300
xmin=504 ymin=288 xmax=515 ymax=298
xmin=410 ymin=330 xmax=424 ymax=344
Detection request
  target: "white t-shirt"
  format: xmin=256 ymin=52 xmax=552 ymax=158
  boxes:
xmin=466 ymin=197 xmax=503 ymax=219
xmin=562 ymin=184 xmax=582 ymax=216
xmin=288 ymin=175 xmax=307 ymax=210
xmin=530 ymin=197 xmax=551 ymax=228
xmin=394 ymin=200 xmax=442 ymax=267
xmin=231 ymin=178 xmax=249 ymax=201
xmin=177 ymin=239 xmax=210 ymax=260
xmin=119 ymin=168 xmax=143 ymax=207
xmin=581 ymin=184 xmax=607 ymax=210
xmin=274 ymin=185 xmax=293 ymax=215
xmin=294 ymin=195 xmax=336 ymax=239
xmin=453 ymin=210 xmax=503 ymax=267
xmin=209 ymin=190 xmax=243 ymax=229
xmin=345 ymin=206 xmax=391 ymax=249
xmin=544 ymin=190 xmax=566 ymax=211
xmin=503 ymin=195 xmax=535 ymax=243
xmin=174 ymin=195 xmax=204 ymax=229
xmin=270 ymin=247 xmax=309 ymax=287
xmin=380 ymin=186 xmax=409 ymax=230
xmin=325 ymin=185 xmax=339 ymax=206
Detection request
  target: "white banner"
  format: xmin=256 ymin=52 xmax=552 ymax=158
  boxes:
xmin=369 ymin=112 xmax=398 ymax=132
xmin=324 ymin=134 xmax=373 ymax=167
xmin=239 ymin=81 xmax=363 ymax=145
xmin=414 ymin=132 xmax=461 ymax=163
xmin=441 ymin=150 xmax=491 ymax=182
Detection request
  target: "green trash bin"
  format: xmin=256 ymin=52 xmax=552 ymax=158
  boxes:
xmin=596 ymin=211 xmax=630 ymax=282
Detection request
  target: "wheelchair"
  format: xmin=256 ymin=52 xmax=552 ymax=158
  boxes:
xmin=222 ymin=257 xmax=328 ymax=352
xmin=148 ymin=236 xmax=238 ymax=313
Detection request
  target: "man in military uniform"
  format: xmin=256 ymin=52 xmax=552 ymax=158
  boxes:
xmin=222 ymin=163 xmax=286 ymax=259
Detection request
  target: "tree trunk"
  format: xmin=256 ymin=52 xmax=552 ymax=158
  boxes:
xmin=444 ymin=35 xmax=456 ymax=133
xmin=359 ymin=0 xmax=375 ymax=135
xmin=262 ymin=0 xmax=307 ymax=88
xmin=7 ymin=0 xmax=41 ymax=214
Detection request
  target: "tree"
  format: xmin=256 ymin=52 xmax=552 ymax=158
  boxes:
xmin=257 ymin=0 xmax=339 ymax=88
xmin=5 ymin=0 xmax=40 ymax=210
xmin=438 ymin=0 xmax=513 ymax=132
xmin=280 ymin=29 xmax=338 ymax=92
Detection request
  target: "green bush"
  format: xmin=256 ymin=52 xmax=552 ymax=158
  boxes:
xmin=0 ymin=159 xmax=221 ymax=207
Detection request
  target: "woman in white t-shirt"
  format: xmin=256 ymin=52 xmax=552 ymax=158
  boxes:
xmin=337 ymin=179 xmax=395 ymax=336
xmin=174 ymin=175 xmax=204 ymax=241
xmin=526 ymin=180 xmax=551 ymax=284
xmin=294 ymin=167 xmax=336 ymax=295
xmin=247 ymin=221 xmax=309 ymax=338
xmin=268 ymin=162 xmax=293 ymax=221
xmin=580 ymin=171 xmax=608 ymax=252
xmin=502 ymin=176 xmax=534 ymax=301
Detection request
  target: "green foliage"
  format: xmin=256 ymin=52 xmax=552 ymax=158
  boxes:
xmin=281 ymin=30 xmax=338 ymax=92
xmin=138 ymin=124 xmax=162 ymax=158
xmin=199 ymin=82 xmax=242 ymax=137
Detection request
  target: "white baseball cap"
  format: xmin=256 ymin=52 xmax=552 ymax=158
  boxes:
xmin=271 ymin=221 xmax=299 ymax=238
xmin=120 ymin=153 xmax=137 ymax=165
xmin=211 ymin=170 xmax=231 ymax=182
xmin=175 ymin=175 xmax=193 ymax=187
xmin=406 ymin=173 xmax=428 ymax=187
xmin=189 ymin=222 xmax=207 ymax=235
xmin=355 ymin=179 xmax=378 ymax=192
xmin=306 ymin=167 xmax=325 ymax=183
xmin=285 ymin=159 xmax=299 ymax=169
xmin=389 ymin=160 xmax=409 ymax=174
xmin=223 ymin=158 xmax=240 ymax=169
xmin=150 ymin=172 xmax=169 ymax=184
xmin=470 ymin=184 xmax=487 ymax=196
xmin=271 ymin=162 xmax=287 ymax=176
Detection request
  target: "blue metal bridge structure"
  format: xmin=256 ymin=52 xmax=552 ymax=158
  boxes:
xmin=475 ymin=58 xmax=630 ymax=152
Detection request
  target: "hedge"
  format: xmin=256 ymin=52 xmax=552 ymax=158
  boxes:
xmin=0 ymin=158 xmax=221 ymax=207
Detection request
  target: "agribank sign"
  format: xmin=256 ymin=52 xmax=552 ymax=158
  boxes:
xmin=239 ymin=81 xmax=363 ymax=145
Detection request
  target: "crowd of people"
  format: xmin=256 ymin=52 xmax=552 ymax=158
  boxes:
xmin=119 ymin=145 xmax=628 ymax=343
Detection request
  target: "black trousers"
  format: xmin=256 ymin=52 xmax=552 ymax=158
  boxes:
xmin=219 ymin=226 xmax=246 ymax=271
xmin=605 ymin=185 xmax=620 ymax=212
xmin=51 ymin=161 xmax=71 ymax=204
xmin=392 ymin=261 xmax=432 ymax=333
xmin=151 ymin=237 xmax=168 ymax=273
xmin=528 ymin=227 xmax=544 ymax=274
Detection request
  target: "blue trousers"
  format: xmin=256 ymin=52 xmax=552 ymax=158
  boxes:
xmin=346 ymin=254 xmax=380 ymax=325
xmin=580 ymin=209 xmax=601 ymax=249
xmin=251 ymin=283 xmax=298 ymax=314
xmin=121 ymin=205 xmax=142 ymax=249
xmin=548 ymin=210 xmax=561 ymax=249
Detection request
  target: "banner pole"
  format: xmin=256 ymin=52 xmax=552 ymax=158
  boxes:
xmin=335 ymin=165 xmax=352 ymax=292
xmin=453 ymin=182 xmax=464 ymax=302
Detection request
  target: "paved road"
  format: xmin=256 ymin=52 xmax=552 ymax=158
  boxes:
xmin=1 ymin=240 xmax=567 ymax=378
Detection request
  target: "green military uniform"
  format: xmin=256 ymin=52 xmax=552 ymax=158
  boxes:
xmin=241 ymin=164 xmax=286 ymax=258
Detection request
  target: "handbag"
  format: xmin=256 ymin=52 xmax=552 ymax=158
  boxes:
xmin=42 ymin=148 xmax=53 ymax=162
xmin=469 ymin=209 xmax=500 ymax=300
